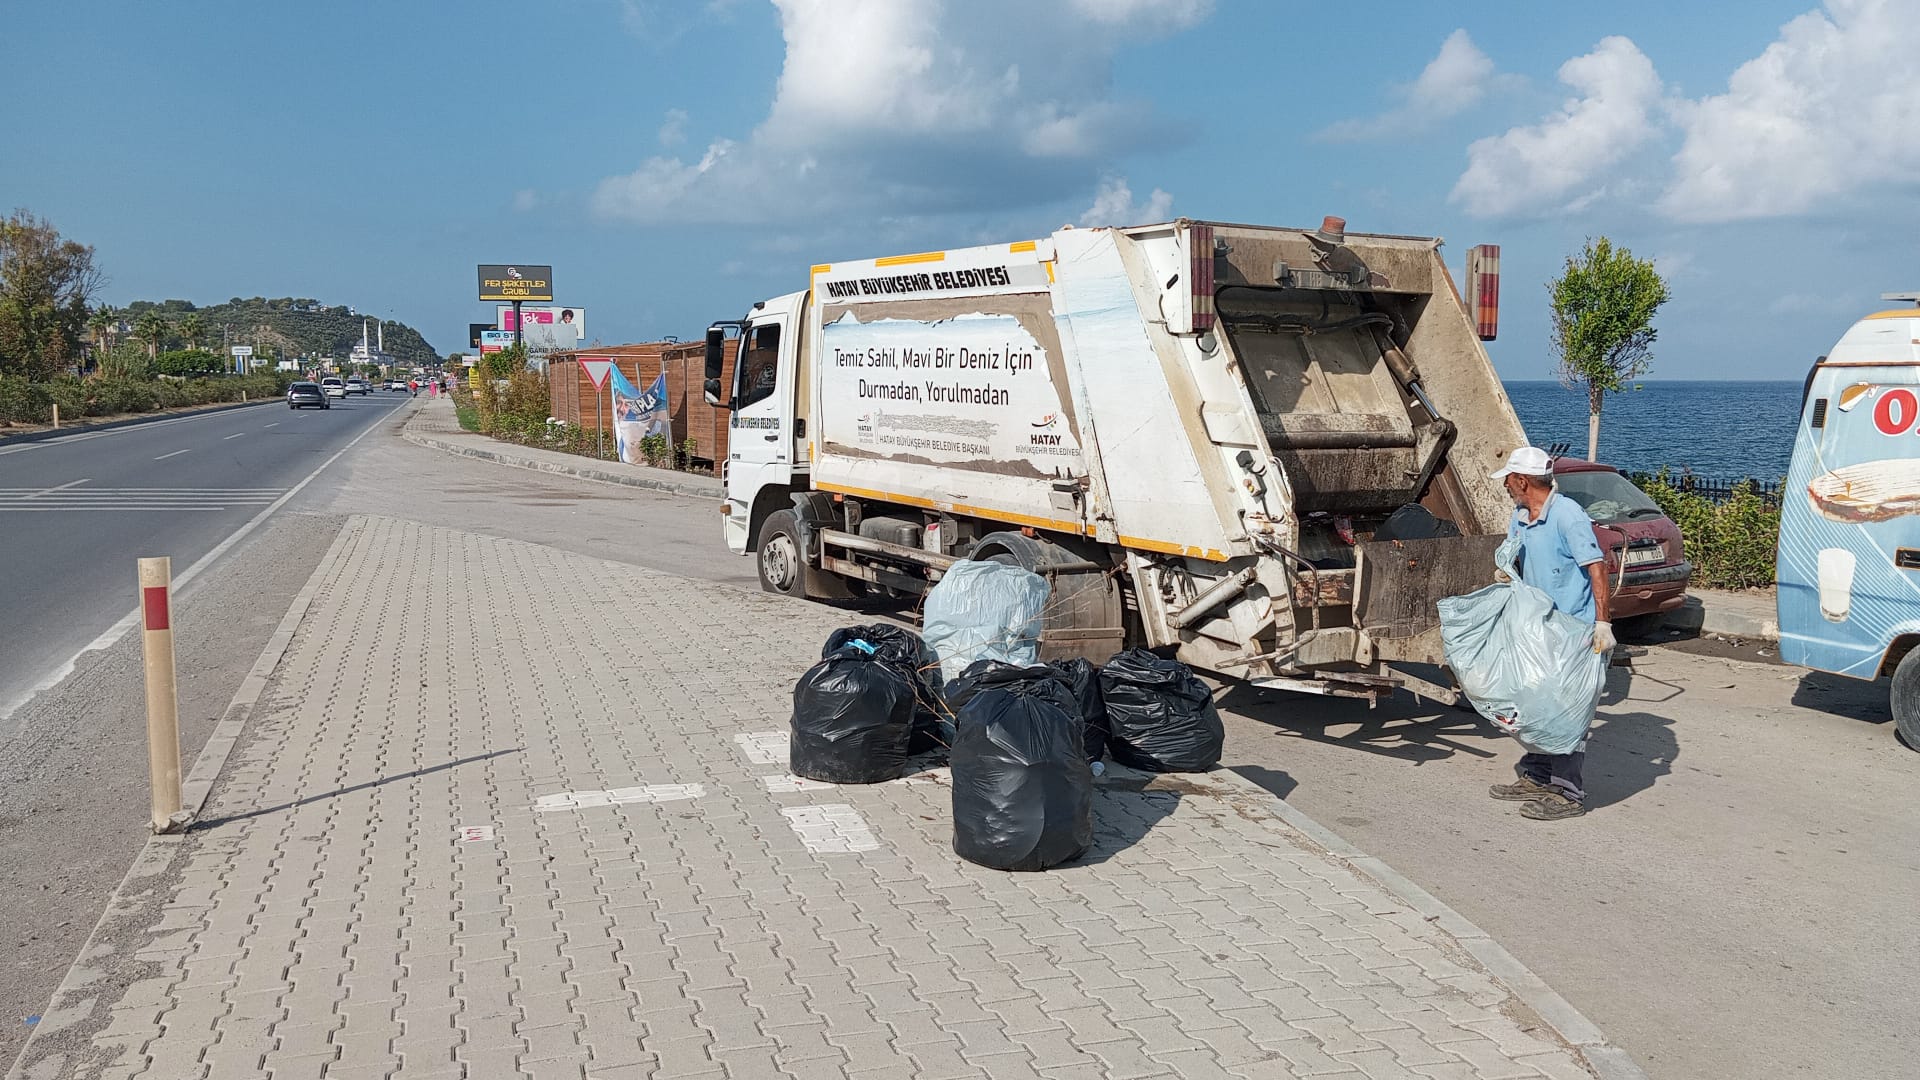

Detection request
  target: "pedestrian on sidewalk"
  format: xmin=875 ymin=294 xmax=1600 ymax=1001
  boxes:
xmin=1486 ymin=446 xmax=1613 ymax=820
xmin=409 ymin=379 xmax=418 ymax=397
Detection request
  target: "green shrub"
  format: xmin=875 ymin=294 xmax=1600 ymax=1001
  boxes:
xmin=1640 ymin=472 xmax=1782 ymax=590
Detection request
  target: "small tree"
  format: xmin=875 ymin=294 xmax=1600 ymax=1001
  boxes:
xmin=0 ymin=210 xmax=102 ymax=379
xmin=179 ymin=312 xmax=205 ymax=350
xmin=1549 ymin=237 xmax=1670 ymax=461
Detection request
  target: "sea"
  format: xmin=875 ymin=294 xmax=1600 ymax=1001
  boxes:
xmin=1502 ymin=380 xmax=1801 ymax=483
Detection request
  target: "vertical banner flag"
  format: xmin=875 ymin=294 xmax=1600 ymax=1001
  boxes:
xmin=610 ymin=365 xmax=671 ymax=465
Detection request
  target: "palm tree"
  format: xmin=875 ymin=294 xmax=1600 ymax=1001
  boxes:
xmin=86 ymin=308 xmax=114 ymax=354
xmin=179 ymin=313 xmax=206 ymax=351
xmin=134 ymin=311 xmax=170 ymax=359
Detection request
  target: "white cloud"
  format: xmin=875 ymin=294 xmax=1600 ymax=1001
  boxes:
xmin=592 ymin=0 xmax=1207 ymax=226
xmin=1662 ymin=0 xmax=1920 ymax=223
xmin=1450 ymin=36 xmax=1662 ymax=218
xmin=512 ymin=189 xmax=540 ymax=212
xmin=1078 ymin=177 xmax=1173 ymax=227
xmin=1321 ymin=30 xmax=1511 ymax=141
xmin=657 ymin=108 xmax=688 ymax=147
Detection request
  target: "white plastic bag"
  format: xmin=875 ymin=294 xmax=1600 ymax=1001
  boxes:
xmin=922 ymin=561 xmax=1051 ymax=683
xmin=1438 ymin=537 xmax=1604 ymax=756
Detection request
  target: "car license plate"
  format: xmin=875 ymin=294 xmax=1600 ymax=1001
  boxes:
xmin=1626 ymin=546 xmax=1665 ymax=567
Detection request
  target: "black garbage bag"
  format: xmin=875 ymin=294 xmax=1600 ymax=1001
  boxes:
xmin=1098 ymin=649 xmax=1224 ymax=772
xmin=822 ymin=624 xmax=948 ymax=753
xmin=950 ymin=667 xmax=1093 ymax=871
xmin=1045 ymin=658 xmax=1108 ymax=762
xmin=790 ymin=646 xmax=914 ymax=784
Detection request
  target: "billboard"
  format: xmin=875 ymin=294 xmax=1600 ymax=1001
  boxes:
xmin=498 ymin=305 xmax=585 ymax=359
xmin=479 ymin=330 xmax=516 ymax=354
xmin=477 ymin=263 xmax=553 ymax=302
xmin=468 ymin=322 xmax=494 ymax=349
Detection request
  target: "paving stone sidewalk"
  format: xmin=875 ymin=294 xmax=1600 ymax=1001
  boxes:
xmin=12 ymin=516 xmax=1607 ymax=1080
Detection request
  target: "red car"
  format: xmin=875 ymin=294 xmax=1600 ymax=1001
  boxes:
xmin=1551 ymin=457 xmax=1691 ymax=635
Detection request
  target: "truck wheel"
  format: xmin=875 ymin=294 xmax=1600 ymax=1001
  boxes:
xmin=757 ymin=510 xmax=805 ymax=596
xmin=1891 ymin=648 xmax=1920 ymax=752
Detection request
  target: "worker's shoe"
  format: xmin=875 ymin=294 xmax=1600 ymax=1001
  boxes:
xmin=1520 ymin=792 xmax=1587 ymax=820
xmin=1488 ymin=777 xmax=1556 ymax=802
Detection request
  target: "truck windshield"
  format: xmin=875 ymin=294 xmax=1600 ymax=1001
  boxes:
xmin=1556 ymin=470 xmax=1662 ymax=524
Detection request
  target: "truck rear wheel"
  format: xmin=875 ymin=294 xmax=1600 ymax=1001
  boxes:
xmin=757 ymin=510 xmax=805 ymax=597
xmin=973 ymin=531 xmax=1128 ymax=663
xmin=1891 ymin=648 xmax=1920 ymax=751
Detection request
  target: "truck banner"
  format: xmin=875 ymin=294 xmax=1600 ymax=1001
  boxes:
xmin=819 ymin=312 xmax=1083 ymax=474
xmin=815 ymin=245 xmax=1048 ymax=305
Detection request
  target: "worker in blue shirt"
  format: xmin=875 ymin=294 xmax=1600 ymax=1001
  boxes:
xmin=1486 ymin=446 xmax=1613 ymax=820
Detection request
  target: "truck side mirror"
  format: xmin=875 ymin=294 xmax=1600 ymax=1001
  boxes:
xmin=703 ymin=327 xmax=728 ymax=408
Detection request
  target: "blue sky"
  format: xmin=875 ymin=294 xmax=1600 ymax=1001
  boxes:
xmin=6 ymin=0 xmax=1915 ymax=379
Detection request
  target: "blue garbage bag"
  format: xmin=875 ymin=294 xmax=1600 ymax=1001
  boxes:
xmin=1438 ymin=538 xmax=1605 ymax=756
xmin=922 ymin=561 xmax=1051 ymax=683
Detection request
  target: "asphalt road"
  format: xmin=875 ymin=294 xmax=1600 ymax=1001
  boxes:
xmin=0 ymin=389 xmax=414 ymax=729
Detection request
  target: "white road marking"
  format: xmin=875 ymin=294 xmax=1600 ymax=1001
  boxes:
xmin=762 ymin=774 xmax=839 ymax=793
xmin=263 ymin=422 xmax=279 ymax=429
xmin=223 ymin=432 xmax=244 ymax=440
xmin=735 ymin=731 xmax=789 ymax=765
xmin=780 ymin=805 xmax=881 ymax=853
xmin=762 ymin=768 xmax=949 ymax=793
xmin=21 ymin=479 xmax=90 ymax=500
xmin=534 ymin=783 xmax=706 ymax=812
xmin=0 ymin=414 xmax=388 ymax=724
xmin=153 ymin=448 xmax=192 ymax=460
xmin=458 ymin=825 xmax=495 ymax=842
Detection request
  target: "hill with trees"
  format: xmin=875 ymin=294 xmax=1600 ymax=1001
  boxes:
xmin=119 ymin=297 xmax=441 ymax=368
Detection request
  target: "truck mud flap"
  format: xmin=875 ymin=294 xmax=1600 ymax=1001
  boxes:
xmin=1354 ymin=534 xmax=1503 ymax=665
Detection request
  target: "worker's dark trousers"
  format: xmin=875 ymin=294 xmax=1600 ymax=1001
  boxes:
xmin=1517 ymin=738 xmax=1588 ymax=803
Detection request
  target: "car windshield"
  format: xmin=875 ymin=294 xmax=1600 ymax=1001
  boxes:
xmin=291 ymin=382 xmax=317 ymax=390
xmin=1556 ymin=470 xmax=1663 ymax=524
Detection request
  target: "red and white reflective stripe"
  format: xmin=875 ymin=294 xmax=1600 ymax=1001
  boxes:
xmin=1190 ymin=224 xmax=1216 ymax=332
xmin=1468 ymin=244 xmax=1501 ymax=341
xmin=142 ymin=585 xmax=170 ymax=631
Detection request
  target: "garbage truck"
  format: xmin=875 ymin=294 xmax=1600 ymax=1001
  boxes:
xmin=702 ymin=217 xmax=1528 ymax=704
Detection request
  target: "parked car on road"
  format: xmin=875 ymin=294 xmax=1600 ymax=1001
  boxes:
xmin=1551 ymin=457 xmax=1691 ymax=636
xmin=321 ymin=377 xmax=347 ymax=399
xmin=287 ymin=382 xmax=329 ymax=410
xmin=344 ymin=377 xmax=370 ymax=395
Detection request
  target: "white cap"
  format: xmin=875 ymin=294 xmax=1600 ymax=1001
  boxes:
xmin=1489 ymin=446 xmax=1553 ymax=480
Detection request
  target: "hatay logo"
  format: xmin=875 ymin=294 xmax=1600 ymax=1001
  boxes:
xmin=1028 ymin=413 xmax=1068 ymax=452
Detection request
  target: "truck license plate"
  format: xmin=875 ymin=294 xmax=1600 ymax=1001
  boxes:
xmin=1626 ymin=546 xmax=1665 ymax=567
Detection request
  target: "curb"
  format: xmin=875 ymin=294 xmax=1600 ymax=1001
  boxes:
xmin=1214 ymin=766 xmax=1650 ymax=1080
xmin=403 ymin=429 xmax=723 ymax=501
xmin=4 ymin=518 xmax=366 ymax=1080
xmin=0 ymin=396 xmax=278 ymax=447
xmin=1669 ymin=593 xmax=1778 ymax=642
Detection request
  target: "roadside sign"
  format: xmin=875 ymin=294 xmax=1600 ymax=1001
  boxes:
xmin=230 ymin=345 xmax=253 ymax=357
xmin=579 ymin=357 xmax=613 ymax=391
xmin=477 ymin=263 xmax=553 ymax=302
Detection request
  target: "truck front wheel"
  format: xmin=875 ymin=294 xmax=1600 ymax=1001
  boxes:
xmin=1891 ymin=648 xmax=1920 ymax=751
xmin=757 ymin=510 xmax=805 ymax=596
